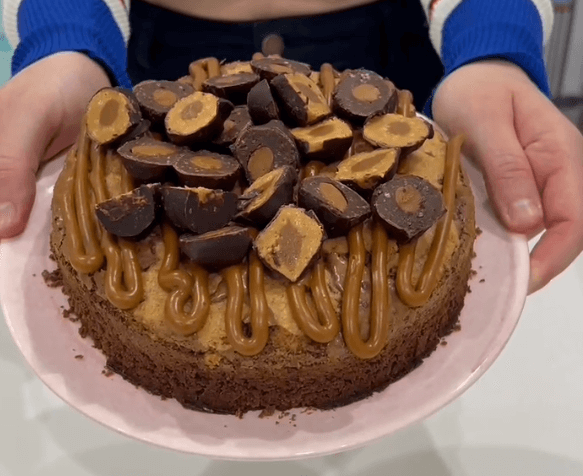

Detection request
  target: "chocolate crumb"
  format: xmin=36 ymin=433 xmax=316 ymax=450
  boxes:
xmin=476 ymin=227 xmax=482 ymax=235
xmin=74 ymin=355 xmax=84 ymax=360
xmin=259 ymin=406 xmax=276 ymax=418
xmin=275 ymin=421 xmax=280 ymax=425
xmin=102 ymin=369 xmax=114 ymax=377
xmin=42 ymin=268 xmax=63 ymax=288
xmin=236 ymin=409 xmax=244 ymax=419
xmin=440 ymin=340 xmax=448 ymax=346
xmin=32 ymin=273 xmax=36 ymax=277
xmin=479 ymin=278 xmax=485 ymax=283
xmin=453 ymin=323 xmax=462 ymax=332
xmin=48 ymin=253 xmax=56 ymax=261
xmin=467 ymin=285 xmax=472 ymax=293
xmin=471 ymin=251 xmax=477 ymax=258
xmin=469 ymin=269 xmax=477 ymax=277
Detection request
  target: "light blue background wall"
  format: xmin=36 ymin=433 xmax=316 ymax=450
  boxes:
xmin=0 ymin=9 xmax=14 ymax=86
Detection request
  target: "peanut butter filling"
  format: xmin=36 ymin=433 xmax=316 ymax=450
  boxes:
xmin=396 ymin=135 xmax=463 ymax=307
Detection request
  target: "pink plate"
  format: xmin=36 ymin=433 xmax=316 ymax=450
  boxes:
xmin=0 ymin=149 xmax=529 ymax=461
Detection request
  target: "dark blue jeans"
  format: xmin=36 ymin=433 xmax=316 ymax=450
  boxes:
xmin=127 ymin=0 xmax=443 ymax=108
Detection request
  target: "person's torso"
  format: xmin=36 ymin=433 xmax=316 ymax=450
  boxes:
xmin=143 ymin=0 xmax=379 ymax=21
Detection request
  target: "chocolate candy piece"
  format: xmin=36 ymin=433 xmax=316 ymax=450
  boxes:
xmin=180 ymin=226 xmax=253 ymax=268
xmin=161 ymin=186 xmax=238 ymax=234
xmin=212 ymin=105 xmax=253 ymax=148
xmin=117 ymin=119 xmax=153 ymax=146
xmin=298 ymin=176 xmax=370 ymax=237
xmin=237 ymin=166 xmax=296 ymax=226
xmin=221 ymin=61 xmax=254 ymax=75
xmin=349 ymin=129 xmax=375 ymax=156
xmin=86 ymin=88 xmax=142 ymax=145
xmin=95 ymin=184 xmax=159 ymax=238
xmin=173 ymin=151 xmax=241 ymax=189
xmin=247 ymin=79 xmax=280 ymax=124
xmin=203 ymin=72 xmax=260 ymax=104
xmin=232 ymin=121 xmax=300 ymax=183
xmin=371 ymin=174 xmax=445 ymax=242
xmin=335 ymin=148 xmax=400 ymax=191
xmin=271 ymin=73 xmax=331 ymax=126
xmin=255 ymin=205 xmax=324 ymax=282
xmin=251 ymin=57 xmax=311 ymax=81
xmin=291 ymin=117 xmax=352 ymax=162
xmin=165 ymin=92 xmax=234 ymax=145
xmin=134 ymin=80 xmax=194 ymax=124
xmin=363 ymin=114 xmax=431 ymax=153
xmin=117 ymin=137 xmax=185 ymax=182
xmin=332 ymin=70 xmax=397 ymax=125
xmin=177 ymin=75 xmax=195 ymax=87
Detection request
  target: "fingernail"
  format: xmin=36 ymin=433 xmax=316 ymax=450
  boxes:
xmin=528 ymin=265 xmax=541 ymax=295
xmin=508 ymin=199 xmax=542 ymax=226
xmin=0 ymin=202 xmax=16 ymax=232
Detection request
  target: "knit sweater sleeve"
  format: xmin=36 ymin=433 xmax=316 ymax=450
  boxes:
xmin=418 ymin=0 xmax=554 ymax=114
xmin=2 ymin=0 xmax=132 ymax=87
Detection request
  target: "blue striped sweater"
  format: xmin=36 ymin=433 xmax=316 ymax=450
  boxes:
xmin=2 ymin=0 xmax=553 ymax=103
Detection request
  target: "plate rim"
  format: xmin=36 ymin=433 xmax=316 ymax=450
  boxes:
xmin=0 ymin=149 xmax=530 ymax=461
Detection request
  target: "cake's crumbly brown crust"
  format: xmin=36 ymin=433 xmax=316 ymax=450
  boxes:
xmin=50 ymin=169 xmax=475 ymax=414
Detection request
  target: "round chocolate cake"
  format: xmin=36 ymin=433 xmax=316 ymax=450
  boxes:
xmin=50 ymin=55 xmax=476 ymax=414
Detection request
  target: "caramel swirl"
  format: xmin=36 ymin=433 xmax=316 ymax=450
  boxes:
xmin=223 ymin=252 xmax=270 ymax=356
xmin=396 ymin=135 xmax=463 ymax=307
xmin=287 ymin=260 xmax=339 ymax=343
xmin=342 ymin=222 xmax=391 ymax=359
xmin=206 ymin=57 xmax=221 ymax=78
xmin=397 ymin=90 xmax=415 ymax=118
xmin=61 ymin=124 xmax=104 ymax=274
xmin=320 ymin=63 xmax=335 ymax=105
xmin=158 ymin=223 xmax=210 ymax=335
xmin=189 ymin=62 xmax=208 ymax=91
xmin=89 ymin=146 xmax=143 ymax=309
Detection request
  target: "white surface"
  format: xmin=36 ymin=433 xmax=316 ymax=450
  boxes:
xmin=0 ymin=155 xmax=529 ymax=460
xmin=0 ymin=161 xmax=582 ymax=472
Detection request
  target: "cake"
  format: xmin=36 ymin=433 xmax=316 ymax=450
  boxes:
xmin=49 ymin=55 xmax=476 ymax=414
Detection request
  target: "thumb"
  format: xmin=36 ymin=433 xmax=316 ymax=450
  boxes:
xmin=0 ymin=81 xmax=60 ymax=239
xmin=0 ymin=158 xmax=37 ymax=238
xmin=464 ymin=97 xmax=543 ymax=235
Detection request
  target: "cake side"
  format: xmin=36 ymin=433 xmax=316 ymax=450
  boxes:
xmin=48 ymin=56 xmax=477 ymax=414
xmin=50 ymin=166 xmax=475 ymax=413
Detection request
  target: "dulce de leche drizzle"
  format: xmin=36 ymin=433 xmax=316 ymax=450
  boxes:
xmin=158 ymin=222 xmax=211 ymax=335
xmin=319 ymin=63 xmax=336 ymax=105
xmin=89 ymin=145 xmax=144 ymax=309
xmin=342 ymin=222 xmax=392 ymax=359
xmin=190 ymin=57 xmax=221 ymax=90
xmin=397 ymin=90 xmax=415 ymax=118
xmin=59 ymin=124 xmax=104 ymax=274
xmin=223 ymin=250 xmax=270 ymax=356
xmin=287 ymin=260 xmax=340 ymax=343
xmin=396 ymin=135 xmax=463 ymax=307
xmin=189 ymin=62 xmax=208 ymax=91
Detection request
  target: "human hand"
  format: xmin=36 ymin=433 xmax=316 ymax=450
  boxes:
xmin=0 ymin=52 xmax=110 ymax=239
xmin=432 ymin=60 xmax=583 ymax=294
